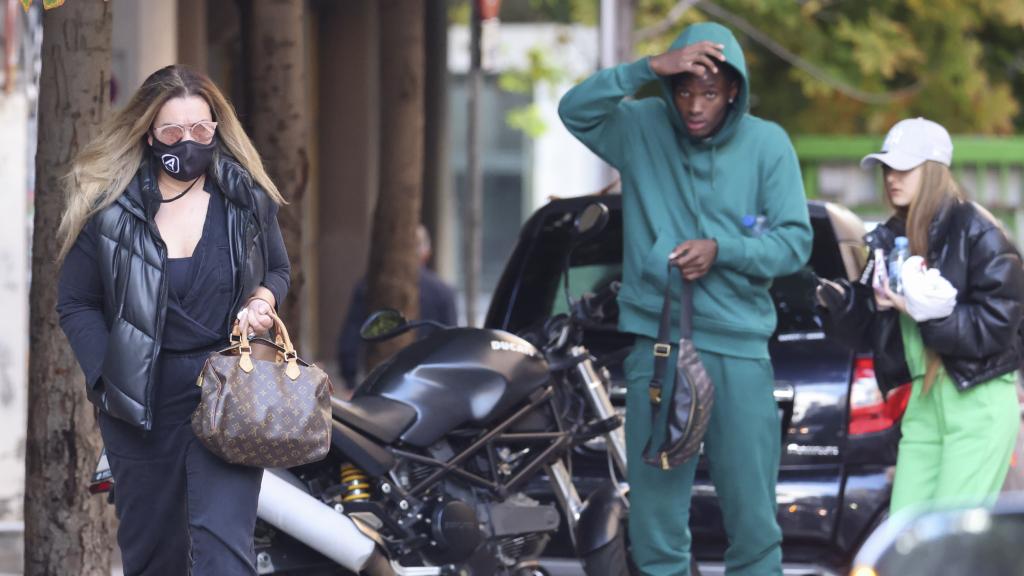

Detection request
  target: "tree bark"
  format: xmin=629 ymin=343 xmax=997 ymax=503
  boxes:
xmin=365 ymin=0 xmax=425 ymax=370
xmin=177 ymin=0 xmax=209 ymax=72
xmin=24 ymin=2 xmax=116 ymax=575
xmin=248 ymin=0 xmax=308 ymax=349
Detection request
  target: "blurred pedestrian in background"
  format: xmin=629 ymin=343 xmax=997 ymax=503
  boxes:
xmin=338 ymin=224 xmax=457 ymax=388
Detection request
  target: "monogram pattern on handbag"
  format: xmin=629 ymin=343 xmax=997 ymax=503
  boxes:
xmin=192 ymin=311 xmax=332 ymax=468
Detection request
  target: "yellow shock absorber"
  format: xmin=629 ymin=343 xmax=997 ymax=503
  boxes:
xmin=341 ymin=464 xmax=372 ymax=502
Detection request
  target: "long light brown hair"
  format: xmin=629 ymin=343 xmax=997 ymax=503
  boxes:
xmin=903 ymin=161 xmax=966 ymax=258
xmin=57 ymin=65 xmax=284 ymax=262
xmin=888 ymin=160 xmax=966 ymax=392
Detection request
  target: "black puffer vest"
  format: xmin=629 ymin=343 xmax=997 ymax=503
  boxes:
xmin=91 ymin=155 xmax=275 ymax=429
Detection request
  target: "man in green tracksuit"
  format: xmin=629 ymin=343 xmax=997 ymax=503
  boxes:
xmin=559 ymin=23 xmax=812 ymax=575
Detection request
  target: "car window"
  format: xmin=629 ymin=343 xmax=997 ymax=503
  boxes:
xmin=551 ymin=264 xmax=623 ymax=317
xmin=772 ymin=209 xmax=849 ymax=336
xmin=489 ymin=200 xmax=857 ymax=339
xmin=489 ymin=206 xmax=624 ymax=334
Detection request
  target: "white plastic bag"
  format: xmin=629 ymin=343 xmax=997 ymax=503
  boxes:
xmin=901 ymin=256 xmax=958 ymax=322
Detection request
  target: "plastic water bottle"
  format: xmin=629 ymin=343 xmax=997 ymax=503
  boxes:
xmin=888 ymin=236 xmax=910 ymax=293
xmin=742 ymin=214 xmax=768 ymax=237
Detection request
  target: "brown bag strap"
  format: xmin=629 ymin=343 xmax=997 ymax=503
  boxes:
xmin=237 ymin=309 xmax=302 ymax=381
xmin=231 ymin=322 xmax=287 ymax=350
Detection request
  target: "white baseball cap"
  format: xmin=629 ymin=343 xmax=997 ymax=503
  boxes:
xmin=861 ymin=117 xmax=953 ymax=171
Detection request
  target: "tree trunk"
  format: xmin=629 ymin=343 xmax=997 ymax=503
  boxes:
xmin=365 ymin=0 xmax=425 ymax=370
xmin=421 ymin=0 xmax=449 ymax=269
xmin=24 ymin=2 xmax=116 ymax=575
xmin=248 ymin=0 xmax=309 ymax=349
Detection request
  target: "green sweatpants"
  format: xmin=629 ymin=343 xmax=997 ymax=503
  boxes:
xmin=890 ymin=315 xmax=1019 ymax=515
xmin=625 ymin=336 xmax=783 ymax=576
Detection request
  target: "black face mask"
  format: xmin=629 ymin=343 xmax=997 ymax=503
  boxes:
xmin=150 ymin=138 xmax=216 ymax=182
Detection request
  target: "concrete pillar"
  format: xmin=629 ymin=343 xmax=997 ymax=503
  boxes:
xmin=423 ymin=0 xmax=452 ymax=281
xmin=0 ymin=93 xmax=28 ymax=528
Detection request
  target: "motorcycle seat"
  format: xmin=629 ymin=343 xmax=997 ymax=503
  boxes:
xmin=331 ymin=395 xmax=416 ymax=444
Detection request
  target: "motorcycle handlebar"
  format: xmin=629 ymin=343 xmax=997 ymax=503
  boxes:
xmin=533 ymin=280 xmax=621 ymax=359
xmin=573 ymin=280 xmax=620 ymax=324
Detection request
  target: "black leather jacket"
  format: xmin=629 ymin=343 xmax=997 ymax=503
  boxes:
xmin=820 ymin=201 xmax=1024 ymax=394
xmin=58 ymin=154 xmax=290 ymax=429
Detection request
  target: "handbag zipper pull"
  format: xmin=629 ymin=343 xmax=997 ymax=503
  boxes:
xmin=661 ymin=452 xmax=670 ymax=470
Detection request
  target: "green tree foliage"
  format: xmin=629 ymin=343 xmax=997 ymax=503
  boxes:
xmin=499 ymin=46 xmax=569 ymax=136
xmin=634 ymin=0 xmax=1024 ymax=134
xmin=472 ymin=0 xmax=1024 ymax=134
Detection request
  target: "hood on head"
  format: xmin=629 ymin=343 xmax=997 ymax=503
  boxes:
xmin=660 ymin=22 xmax=749 ymax=144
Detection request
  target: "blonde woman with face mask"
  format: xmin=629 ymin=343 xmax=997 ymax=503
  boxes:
xmin=56 ymin=65 xmax=290 ymax=575
xmin=817 ymin=118 xmax=1024 ymax=515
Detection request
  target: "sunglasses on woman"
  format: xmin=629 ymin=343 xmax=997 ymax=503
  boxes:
xmin=152 ymin=120 xmax=218 ymax=146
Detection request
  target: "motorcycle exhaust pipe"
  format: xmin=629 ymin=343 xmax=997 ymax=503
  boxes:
xmin=258 ymin=469 xmax=380 ymax=573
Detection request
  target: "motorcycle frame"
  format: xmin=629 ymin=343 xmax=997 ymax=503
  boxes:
xmin=374 ymin=347 xmax=622 ymax=556
xmin=387 ymin=385 xmax=574 ymax=500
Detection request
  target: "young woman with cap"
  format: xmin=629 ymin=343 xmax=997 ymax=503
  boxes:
xmin=817 ymin=117 xmax=1024 ymax=514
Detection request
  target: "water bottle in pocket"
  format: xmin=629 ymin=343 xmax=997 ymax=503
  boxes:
xmin=742 ymin=214 xmax=768 ymax=237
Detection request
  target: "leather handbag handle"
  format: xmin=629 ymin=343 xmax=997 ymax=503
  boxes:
xmin=237 ymin=308 xmax=302 ymax=381
xmin=232 ymin=322 xmax=287 ymax=353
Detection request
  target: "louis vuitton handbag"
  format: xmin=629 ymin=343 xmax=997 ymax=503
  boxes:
xmin=192 ymin=310 xmax=332 ymax=468
xmin=642 ymin=263 xmax=715 ymax=470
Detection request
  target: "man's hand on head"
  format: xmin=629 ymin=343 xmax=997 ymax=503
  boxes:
xmin=649 ymin=41 xmax=726 ymax=78
xmin=670 ymin=239 xmax=718 ymax=281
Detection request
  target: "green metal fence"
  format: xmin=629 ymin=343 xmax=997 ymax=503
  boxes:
xmin=793 ymin=135 xmax=1024 ymax=246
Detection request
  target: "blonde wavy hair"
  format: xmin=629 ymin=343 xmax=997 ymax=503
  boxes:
xmin=57 ymin=65 xmax=284 ymax=262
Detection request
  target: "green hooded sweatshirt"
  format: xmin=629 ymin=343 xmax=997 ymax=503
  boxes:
xmin=558 ymin=23 xmax=812 ymax=359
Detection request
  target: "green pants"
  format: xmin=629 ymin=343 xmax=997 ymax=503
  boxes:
xmin=890 ymin=315 xmax=1020 ymax=515
xmin=889 ymin=370 xmax=1018 ymax=515
xmin=625 ymin=337 xmax=782 ymax=576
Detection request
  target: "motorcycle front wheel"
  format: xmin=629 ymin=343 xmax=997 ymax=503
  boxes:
xmin=580 ymin=528 xmax=632 ymax=576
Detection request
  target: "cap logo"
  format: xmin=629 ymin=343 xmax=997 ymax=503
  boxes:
xmin=161 ymin=154 xmax=180 ymax=174
xmin=884 ymin=127 xmax=905 ymax=150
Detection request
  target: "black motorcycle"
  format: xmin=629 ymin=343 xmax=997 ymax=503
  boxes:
xmin=92 ymin=203 xmax=633 ymax=575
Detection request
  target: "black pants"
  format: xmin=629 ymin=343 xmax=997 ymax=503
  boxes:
xmin=99 ymin=351 xmax=263 ymax=576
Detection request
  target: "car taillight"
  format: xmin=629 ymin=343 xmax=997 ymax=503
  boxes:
xmin=89 ymin=480 xmax=113 ymax=494
xmin=848 ymin=357 xmax=911 ymax=436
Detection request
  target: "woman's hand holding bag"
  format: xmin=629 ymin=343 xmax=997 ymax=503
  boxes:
xmin=192 ymin=309 xmax=333 ymax=468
